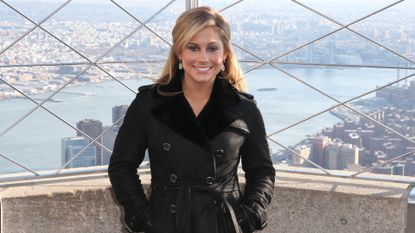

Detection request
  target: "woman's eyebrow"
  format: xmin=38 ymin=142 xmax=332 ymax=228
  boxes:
xmin=186 ymin=41 xmax=220 ymax=46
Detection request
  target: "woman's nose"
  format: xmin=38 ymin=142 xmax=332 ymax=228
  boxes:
xmin=197 ymin=50 xmax=209 ymax=62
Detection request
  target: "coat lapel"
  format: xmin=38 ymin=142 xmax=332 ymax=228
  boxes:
xmin=150 ymin=76 xmax=241 ymax=148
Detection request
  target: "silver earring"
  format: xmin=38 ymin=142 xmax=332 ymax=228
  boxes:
xmin=221 ymin=63 xmax=225 ymax=72
xmin=178 ymin=62 xmax=183 ymax=70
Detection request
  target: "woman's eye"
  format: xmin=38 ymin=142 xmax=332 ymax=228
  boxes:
xmin=208 ymin=47 xmax=219 ymax=52
xmin=188 ymin=46 xmax=199 ymax=51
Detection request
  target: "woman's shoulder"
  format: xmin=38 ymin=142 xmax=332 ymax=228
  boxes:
xmin=138 ymin=83 xmax=156 ymax=93
xmin=235 ymin=91 xmax=263 ymax=118
xmin=129 ymin=84 xmax=157 ymax=109
xmin=238 ymin=91 xmax=254 ymax=100
xmin=237 ymin=91 xmax=256 ymax=105
xmin=136 ymin=83 xmax=158 ymax=99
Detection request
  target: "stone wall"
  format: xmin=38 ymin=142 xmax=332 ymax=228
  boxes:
xmin=0 ymin=167 xmax=412 ymax=233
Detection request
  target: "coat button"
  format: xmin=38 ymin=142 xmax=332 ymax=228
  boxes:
xmin=163 ymin=142 xmax=171 ymax=151
xmin=169 ymin=204 xmax=176 ymax=213
xmin=170 ymin=173 xmax=178 ymax=183
xmin=206 ymin=176 xmax=215 ymax=185
xmin=214 ymin=149 xmax=224 ymax=158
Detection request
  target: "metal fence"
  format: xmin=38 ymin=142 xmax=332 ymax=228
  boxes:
xmin=1 ymin=0 xmax=415 ymax=182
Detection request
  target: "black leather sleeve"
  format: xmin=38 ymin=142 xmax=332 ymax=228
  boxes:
xmin=108 ymin=90 xmax=151 ymax=232
xmin=239 ymin=100 xmax=276 ymax=231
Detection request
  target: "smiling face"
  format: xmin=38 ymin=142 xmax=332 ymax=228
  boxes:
xmin=177 ymin=26 xmax=228 ymax=86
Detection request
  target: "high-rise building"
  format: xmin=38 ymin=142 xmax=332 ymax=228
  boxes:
xmin=112 ymin=105 xmax=129 ymax=127
xmin=348 ymin=132 xmax=362 ymax=147
xmin=360 ymin=129 xmax=375 ymax=148
xmin=333 ymin=122 xmax=345 ymax=140
xmin=292 ymin=144 xmax=311 ymax=166
xmin=343 ymin=130 xmax=356 ymax=143
xmin=358 ymin=148 xmax=372 ymax=166
xmin=76 ymin=119 xmax=103 ymax=165
xmin=310 ymin=135 xmax=331 ymax=167
xmin=323 ymin=141 xmax=359 ymax=170
xmin=102 ymin=126 xmax=118 ymax=165
xmin=321 ymin=127 xmax=334 ymax=138
xmin=369 ymin=137 xmax=384 ymax=152
xmin=338 ymin=143 xmax=359 ymax=170
xmin=344 ymin=118 xmax=357 ymax=130
xmin=324 ymin=144 xmax=339 ymax=170
xmin=61 ymin=137 xmax=96 ymax=168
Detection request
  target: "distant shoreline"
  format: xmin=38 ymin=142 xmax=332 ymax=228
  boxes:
xmin=0 ymin=75 xmax=155 ymax=103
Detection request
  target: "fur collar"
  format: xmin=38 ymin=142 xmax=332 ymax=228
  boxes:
xmin=150 ymin=75 xmax=242 ymax=148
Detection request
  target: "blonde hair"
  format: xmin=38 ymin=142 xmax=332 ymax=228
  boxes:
xmin=156 ymin=6 xmax=246 ymax=91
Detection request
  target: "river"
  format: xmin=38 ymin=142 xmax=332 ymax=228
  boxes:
xmin=0 ymin=67 xmax=398 ymax=174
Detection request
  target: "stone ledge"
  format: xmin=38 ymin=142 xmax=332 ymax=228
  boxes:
xmin=0 ymin=166 xmax=412 ymax=233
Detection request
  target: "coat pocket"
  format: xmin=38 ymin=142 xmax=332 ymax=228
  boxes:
xmin=149 ymin=193 xmax=176 ymax=233
xmin=226 ymin=191 xmax=254 ymax=233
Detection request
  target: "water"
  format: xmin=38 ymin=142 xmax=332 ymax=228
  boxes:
xmin=0 ymin=67 xmax=398 ymax=174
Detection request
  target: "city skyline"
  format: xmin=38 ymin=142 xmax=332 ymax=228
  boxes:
xmin=2 ymin=0 xmax=414 ymax=100
xmin=1 ymin=0 xmax=414 ymax=176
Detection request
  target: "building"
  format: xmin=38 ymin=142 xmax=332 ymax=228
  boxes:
xmin=323 ymin=141 xmax=359 ymax=170
xmin=404 ymin=158 xmax=414 ymax=176
xmin=321 ymin=127 xmax=334 ymax=138
xmin=392 ymin=164 xmax=405 ymax=176
xmin=359 ymin=129 xmax=375 ymax=148
xmin=101 ymin=126 xmax=118 ymax=165
xmin=372 ymin=166 xmax=393 ymax=175
xmin=291 ymin=144 xmax=311 ymax=166
xmin=76 ymin=119 xmax=103 ymax=165
xmin=344 ymin=118 xmax=357 ymax=130
xmin=338 ymin=143 xmax=359 ymax=170
xmin=333 ymin=122 xmax=345 ymax=140
xmin=309 ymin=135 xmax=331 ymax=167
xmin=324 ymin=143 xmax=339 ymax=170
xmin=369 ymin=137 xmax=384 ymax=153
xmin=348 ymin=132 xmax=362 ymax=147
xmin=374 ymin=150 xmax=388 ymax=162
xmin=61 ymin=137 xmax=96 ymax=168
xmin=112 ymin=105 xmax=129 ymax=127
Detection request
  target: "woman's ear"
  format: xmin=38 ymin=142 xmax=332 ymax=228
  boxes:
xmin=223 ymin=50 xmax=229 ymax=61
xmin=223 ymin=54 xmax=228 ymax=63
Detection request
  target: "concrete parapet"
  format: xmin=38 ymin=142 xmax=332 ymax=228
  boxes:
xmin=269 ymin=170 xmax=411 ymax=233
xmin=0 ymin=167 xmax=413 ymax=233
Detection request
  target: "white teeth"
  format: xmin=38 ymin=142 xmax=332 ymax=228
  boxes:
xmin=194 ymin=67 xmax=210 ymax=71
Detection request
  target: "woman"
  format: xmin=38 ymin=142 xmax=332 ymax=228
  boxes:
xmin=108 ymin=6 xmax=275 ymax=233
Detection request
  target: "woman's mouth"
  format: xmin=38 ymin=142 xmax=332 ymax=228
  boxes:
xmin=194 ymin=66 xmax=212 ymax=72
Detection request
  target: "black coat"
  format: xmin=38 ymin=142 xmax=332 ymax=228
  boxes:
xmin=108 ymin=76 xmax=275 ymax=233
